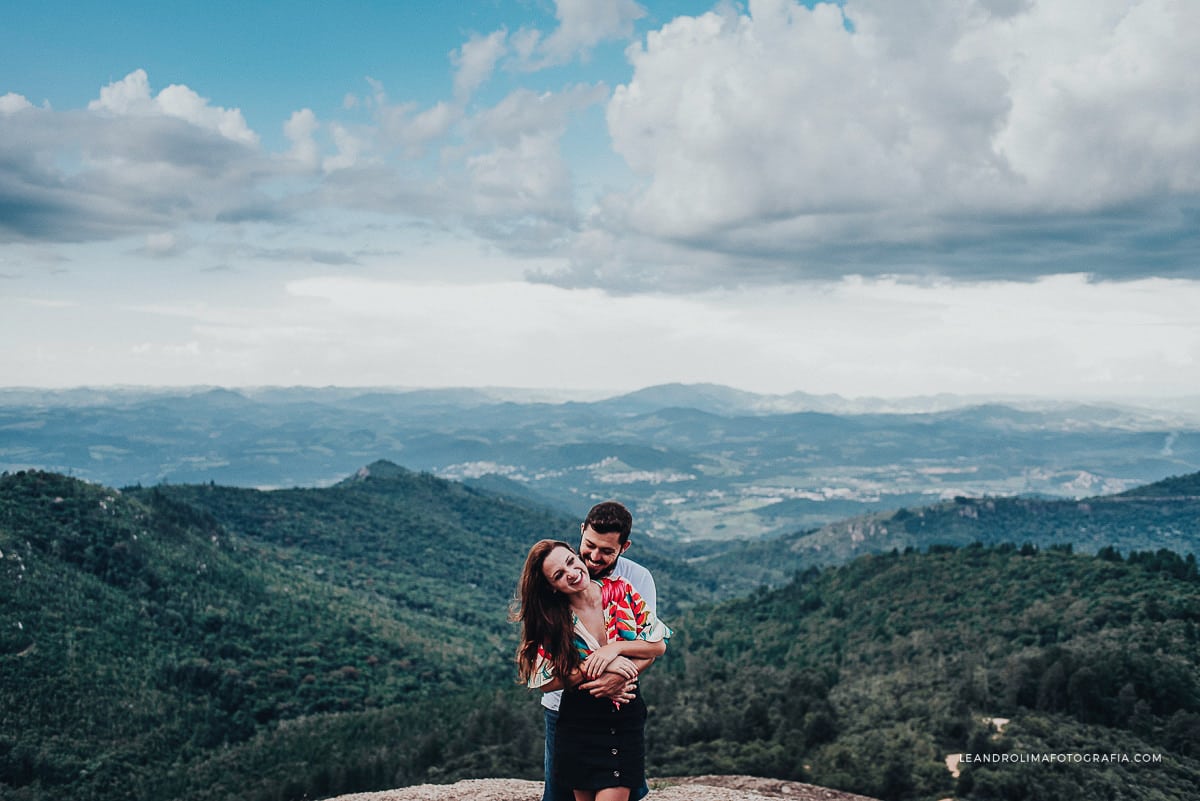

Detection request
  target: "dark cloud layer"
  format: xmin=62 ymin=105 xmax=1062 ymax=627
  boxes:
xmin=2 ymin=0 xmax=1197 ymax=289
xmin=0 ymin=109 xmax=271 ymax=242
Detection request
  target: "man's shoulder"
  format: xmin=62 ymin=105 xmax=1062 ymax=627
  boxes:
xmin=613 ymin=555 xmax=655 ymax=585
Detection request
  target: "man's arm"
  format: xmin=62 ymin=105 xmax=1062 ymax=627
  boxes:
xmin=537 ymin=653 xmax=642 ymax=695
xmin=596 ymin=560 xmax=662 ymax=698
xmin=583 ymin=560 xmax=663 ymax=700
xmin=581 ymin=637 xmax=665 ymax=679
xmin=535 ymin=666 xmax=582 ymax=695
xmin=578 ymin=654 xmax=657 ymax=700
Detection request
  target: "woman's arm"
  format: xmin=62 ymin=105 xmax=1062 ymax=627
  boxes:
xmin=540 ymin=657 xmax=643 ymax=695
xmin=578 ymin=656 xmax=648 ymax=700
xmin=580 ymin=638 xmax=666 ymax=679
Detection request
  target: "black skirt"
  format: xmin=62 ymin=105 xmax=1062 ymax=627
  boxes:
xmin=555 ymin=686 xmax=647 ymax=791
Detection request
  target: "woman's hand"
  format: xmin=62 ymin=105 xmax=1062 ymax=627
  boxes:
xmin=604 ymin=655 xmax=639 ymax=679
xmin=580 ymin=643 xmax=629 ymax=679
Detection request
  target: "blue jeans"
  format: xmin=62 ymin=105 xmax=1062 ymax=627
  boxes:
xmin=544 ymin=707 xmax=649 ymax=801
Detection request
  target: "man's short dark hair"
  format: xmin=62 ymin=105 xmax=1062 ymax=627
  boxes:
xmin=583 ymin=500 xmax=633 ymax=544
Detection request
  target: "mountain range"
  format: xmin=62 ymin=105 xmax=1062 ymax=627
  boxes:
xmin=2 ymin=384 xmax=1198 ymax=542
xmin=703 ymin=469 xmax=1200 ymax=590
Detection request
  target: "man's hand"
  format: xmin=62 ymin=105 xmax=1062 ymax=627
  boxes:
xmin=578 ymin=656 xmax=639 ymax=701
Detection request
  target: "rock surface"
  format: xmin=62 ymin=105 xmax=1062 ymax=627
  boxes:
xmin=328 ymin=775 xmax=881 ymax=801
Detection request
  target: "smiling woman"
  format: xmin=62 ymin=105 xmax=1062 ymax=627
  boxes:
xmin=512 ymin=539 xmax=671 ymax=801
xmin=543 ymin=546 xmax=591 ymax=593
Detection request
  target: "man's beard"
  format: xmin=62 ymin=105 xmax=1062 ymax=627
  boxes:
xmin=587 ymin=560 xmax=616 ymax=580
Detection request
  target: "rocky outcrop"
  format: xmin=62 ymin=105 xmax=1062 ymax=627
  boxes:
xmin=327 ymin=775 xmax=881 ymax=801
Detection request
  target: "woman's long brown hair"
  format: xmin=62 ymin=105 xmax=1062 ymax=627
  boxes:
xmin=511 ymin=539 xmax=584 ymax=685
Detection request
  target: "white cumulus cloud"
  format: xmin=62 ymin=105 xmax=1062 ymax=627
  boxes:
xmin=592 ymin=0 xmax=1200 ymax=284
xmin=283 ymin=108 xmax=320 ymax=170
xmin=0 ymin=92 xmax=34 ymax=114
xmin=984 ymin=0 xmax=1200 ymax=205
xmin=463 ymin=84 xmax=609 ymax=231
xmin=88 ymin=69 xmax=258 ymax=145
xmin=453 ymin=29 xmax=509 ymax=100
xmin=521 ymin=0 xmax=647 ymax=67
xmin=1 ymin=70 xmax=278 ymax=243
xmin=324 ymin=122 xmax=367 ymax=172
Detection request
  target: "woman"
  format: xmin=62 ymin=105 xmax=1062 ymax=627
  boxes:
xmin=514 ymin=540 xmax=671 ymax=801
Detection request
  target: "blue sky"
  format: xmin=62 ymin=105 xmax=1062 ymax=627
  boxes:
xmin=2 ymin=0 xmax=1199 ymax=400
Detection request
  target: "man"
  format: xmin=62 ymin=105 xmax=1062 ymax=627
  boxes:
xmin=542 ymin=500 xmax=658 ymax=801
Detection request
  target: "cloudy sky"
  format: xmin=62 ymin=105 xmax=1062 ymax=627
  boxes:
xmin=2 ymin=0 xmax=1198 ymax=399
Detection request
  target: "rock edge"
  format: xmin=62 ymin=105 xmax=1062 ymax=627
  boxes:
xmin=325 ymin=775 xmax=881 ymax=801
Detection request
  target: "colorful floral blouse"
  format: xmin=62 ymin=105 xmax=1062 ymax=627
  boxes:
xmin=527 ymin=577 xmax=672 ymax=689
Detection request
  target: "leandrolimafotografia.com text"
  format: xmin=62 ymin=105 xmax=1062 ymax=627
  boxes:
xmin=961 ymin=752 xmax=1164 ymax=766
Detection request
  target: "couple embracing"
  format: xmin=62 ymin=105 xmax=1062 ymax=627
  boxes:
xmin=513 ymin=501 xmax=671 ymax=801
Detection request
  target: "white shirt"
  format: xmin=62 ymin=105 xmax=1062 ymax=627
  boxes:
xmin=541 ymin=555 xmax=658 ymax=711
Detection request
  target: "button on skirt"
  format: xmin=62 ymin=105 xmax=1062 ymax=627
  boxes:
xmin=555 ymin=686 xmax=647 ymax=791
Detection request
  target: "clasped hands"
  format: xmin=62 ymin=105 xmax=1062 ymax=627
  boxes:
xmin=578 ymin=644 xmax=639 ymax=703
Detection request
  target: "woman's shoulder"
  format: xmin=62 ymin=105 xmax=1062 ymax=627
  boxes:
xmin=600 ymin=575 xmax=634 ymax=603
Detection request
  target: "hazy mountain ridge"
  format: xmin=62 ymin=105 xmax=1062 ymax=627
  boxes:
xmin=795 ymin=469 xmax=1200 ymax=563
xmin=706 ymin=470 xmax=1200 ymax=589
xmin=5 ymin=383 xmax=1197 ymax=421
xmin=3 ymin=384 xmax=1198 ymax=542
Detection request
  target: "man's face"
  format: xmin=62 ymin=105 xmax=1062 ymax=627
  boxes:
xmin=579 ymin=524 xmax=628 ymax=579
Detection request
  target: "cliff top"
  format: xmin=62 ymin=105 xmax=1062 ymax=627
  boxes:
xmin=328 ymin=775 xmax=881 ymax=801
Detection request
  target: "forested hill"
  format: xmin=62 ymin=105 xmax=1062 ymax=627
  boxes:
xmin=644 ymin=543 xmax=1200 ymax=800
xmin=0 ymin=466 xmax=558 ymax=801
xmin=4 ymin=465 xmax=1200 ymax=801
xmin=132 ymin=459 xmax=719 ymax=614
xmin=1116 ymin=470 xmax=1200 ymax=498
xmin=0 ymin=463 xmax=716 ymax=801
xmin=708 ymin=470 xmax=1200 ymax=589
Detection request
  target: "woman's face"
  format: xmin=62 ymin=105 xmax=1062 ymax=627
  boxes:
xmin=541 ymin=546 xmax=590 ymax=595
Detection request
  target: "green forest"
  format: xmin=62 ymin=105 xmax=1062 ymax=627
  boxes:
xmin=2 ymin=464 xmax=1199 ymax=801
xmin=644 ymin=543 xmax=1200 ymax=800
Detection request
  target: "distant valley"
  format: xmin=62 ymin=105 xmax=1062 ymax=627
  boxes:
xmin=2 ymin=383 xmax=1198 ymax=541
